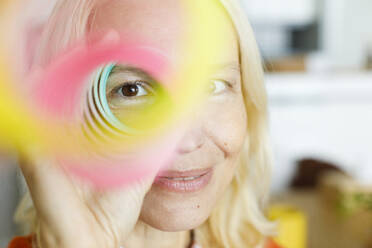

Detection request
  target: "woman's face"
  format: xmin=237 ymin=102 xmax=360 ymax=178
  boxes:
xmin=92 ymin=0 xmax=247 ymax=231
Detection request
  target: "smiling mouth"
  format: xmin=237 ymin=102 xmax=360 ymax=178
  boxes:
xmin=162 ymin=175 xmax=205 ymax=181
xmin=153 ymin=168 xmax=213 ymax=193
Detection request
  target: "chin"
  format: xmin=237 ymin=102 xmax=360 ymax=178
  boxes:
xmin=141 ymin=209 xmax=211 ymax=232
xmin=139 ymin=179 xmax=219 ymax=232
xmin=139 ymin=162 xmax=234 ymax=232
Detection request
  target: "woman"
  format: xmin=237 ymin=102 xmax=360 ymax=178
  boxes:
xmin=9 ymin=0 xmax=277 ymax=247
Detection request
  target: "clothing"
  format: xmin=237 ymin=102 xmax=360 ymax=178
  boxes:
xmin=8 ymin=235 xmax=281 ymax=248
xmin=8 ymin=235 xmax=34 ymax=248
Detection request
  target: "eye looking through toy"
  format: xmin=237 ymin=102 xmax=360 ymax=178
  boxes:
xmin=86 ymin=63 xmax=173 ymax=140
xmin=0 ymin=0 xmax=230 ymax=188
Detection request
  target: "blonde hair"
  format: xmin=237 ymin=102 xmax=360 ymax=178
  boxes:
xmin=15 ymin=0 xmax=275 ymax=247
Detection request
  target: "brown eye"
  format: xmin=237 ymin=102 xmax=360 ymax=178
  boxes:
xmin=121 ymin=84 xmax=139 ymax=96
xmin=119 ymin=82 xmax=149 ymax=97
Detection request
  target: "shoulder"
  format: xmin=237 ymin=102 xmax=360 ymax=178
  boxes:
xmin=8 ymin=235 xmax=34 ymax=248
xmin=8 ymin=235 xmax=280 ymax=248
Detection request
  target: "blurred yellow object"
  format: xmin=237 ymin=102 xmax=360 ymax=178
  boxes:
xmin=0 ymin=61 xmax=39 ymax=149
xmin=0 ymin=0 xmax=228 ymax=156
xmin=268 ymin=205 xmax=307 ymax=248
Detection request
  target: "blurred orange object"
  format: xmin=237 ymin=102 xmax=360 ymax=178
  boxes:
xmin=8 ymin=235 xmax=33 ymax=248
xmin=266 ymin=238 xmax=283 ymax=248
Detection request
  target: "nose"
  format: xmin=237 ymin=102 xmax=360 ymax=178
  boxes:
xmin=177 ymin=128 xmax=205 ymax=154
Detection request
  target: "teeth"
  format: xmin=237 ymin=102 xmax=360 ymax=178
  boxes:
xmin=166 ymin=175 xmax=202 ymax=181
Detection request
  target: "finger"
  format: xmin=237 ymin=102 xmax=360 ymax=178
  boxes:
xmin=18 ymin=152 xmax=92 ymax=236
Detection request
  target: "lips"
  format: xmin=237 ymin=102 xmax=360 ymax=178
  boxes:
xmin=154 ymin=168 xmax=213 ymax=193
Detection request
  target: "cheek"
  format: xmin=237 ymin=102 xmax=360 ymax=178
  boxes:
xmin=204 ymin=95 xmax=247 ymax=158
xmin=203 ymin=95 xmax=247 ymax=201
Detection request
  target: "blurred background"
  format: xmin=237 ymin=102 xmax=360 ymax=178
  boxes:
xmin=242 ymin=0 xmax=372 ymax=247
xmin=1 ymin=0 xmax=372 ymax=247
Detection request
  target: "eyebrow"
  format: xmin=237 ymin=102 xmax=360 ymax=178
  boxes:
xmin=112 ymin=62 xmax=240 ymax=71
xmin=211 ymin=62 xmax=241 ymax=73
xmin=110 ymin=65 xmax=150 ymax=76
xmin=109 ymin=65 xmax=157 ymax=82
xmin=108 ymin=62 xmax=241 ymax=84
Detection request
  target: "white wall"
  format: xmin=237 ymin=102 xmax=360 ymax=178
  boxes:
xmin=267 ymin=73 xmax=372 ymax=191
xmin=241 ymin=0 xmax=318 ymax=58
xmin=310 ymin=0 xmax=372 ymax=71
xmin=241 ymin=0 xmax=316 ymax=26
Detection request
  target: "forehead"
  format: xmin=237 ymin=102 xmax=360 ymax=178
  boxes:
xmin=91 ymin=0 xmax=239 ymax=64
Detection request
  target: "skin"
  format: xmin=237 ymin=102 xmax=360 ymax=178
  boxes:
xmin=20 ymin=0 xmax=248 ymax=247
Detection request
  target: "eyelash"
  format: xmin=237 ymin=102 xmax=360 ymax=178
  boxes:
xmin=113 ymin=80 xmax=154 ymax=98
xmin=210 ymin=79 xmax=233 ymax=94
xmin=110 ymin=78 xmax=233 ymax=99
